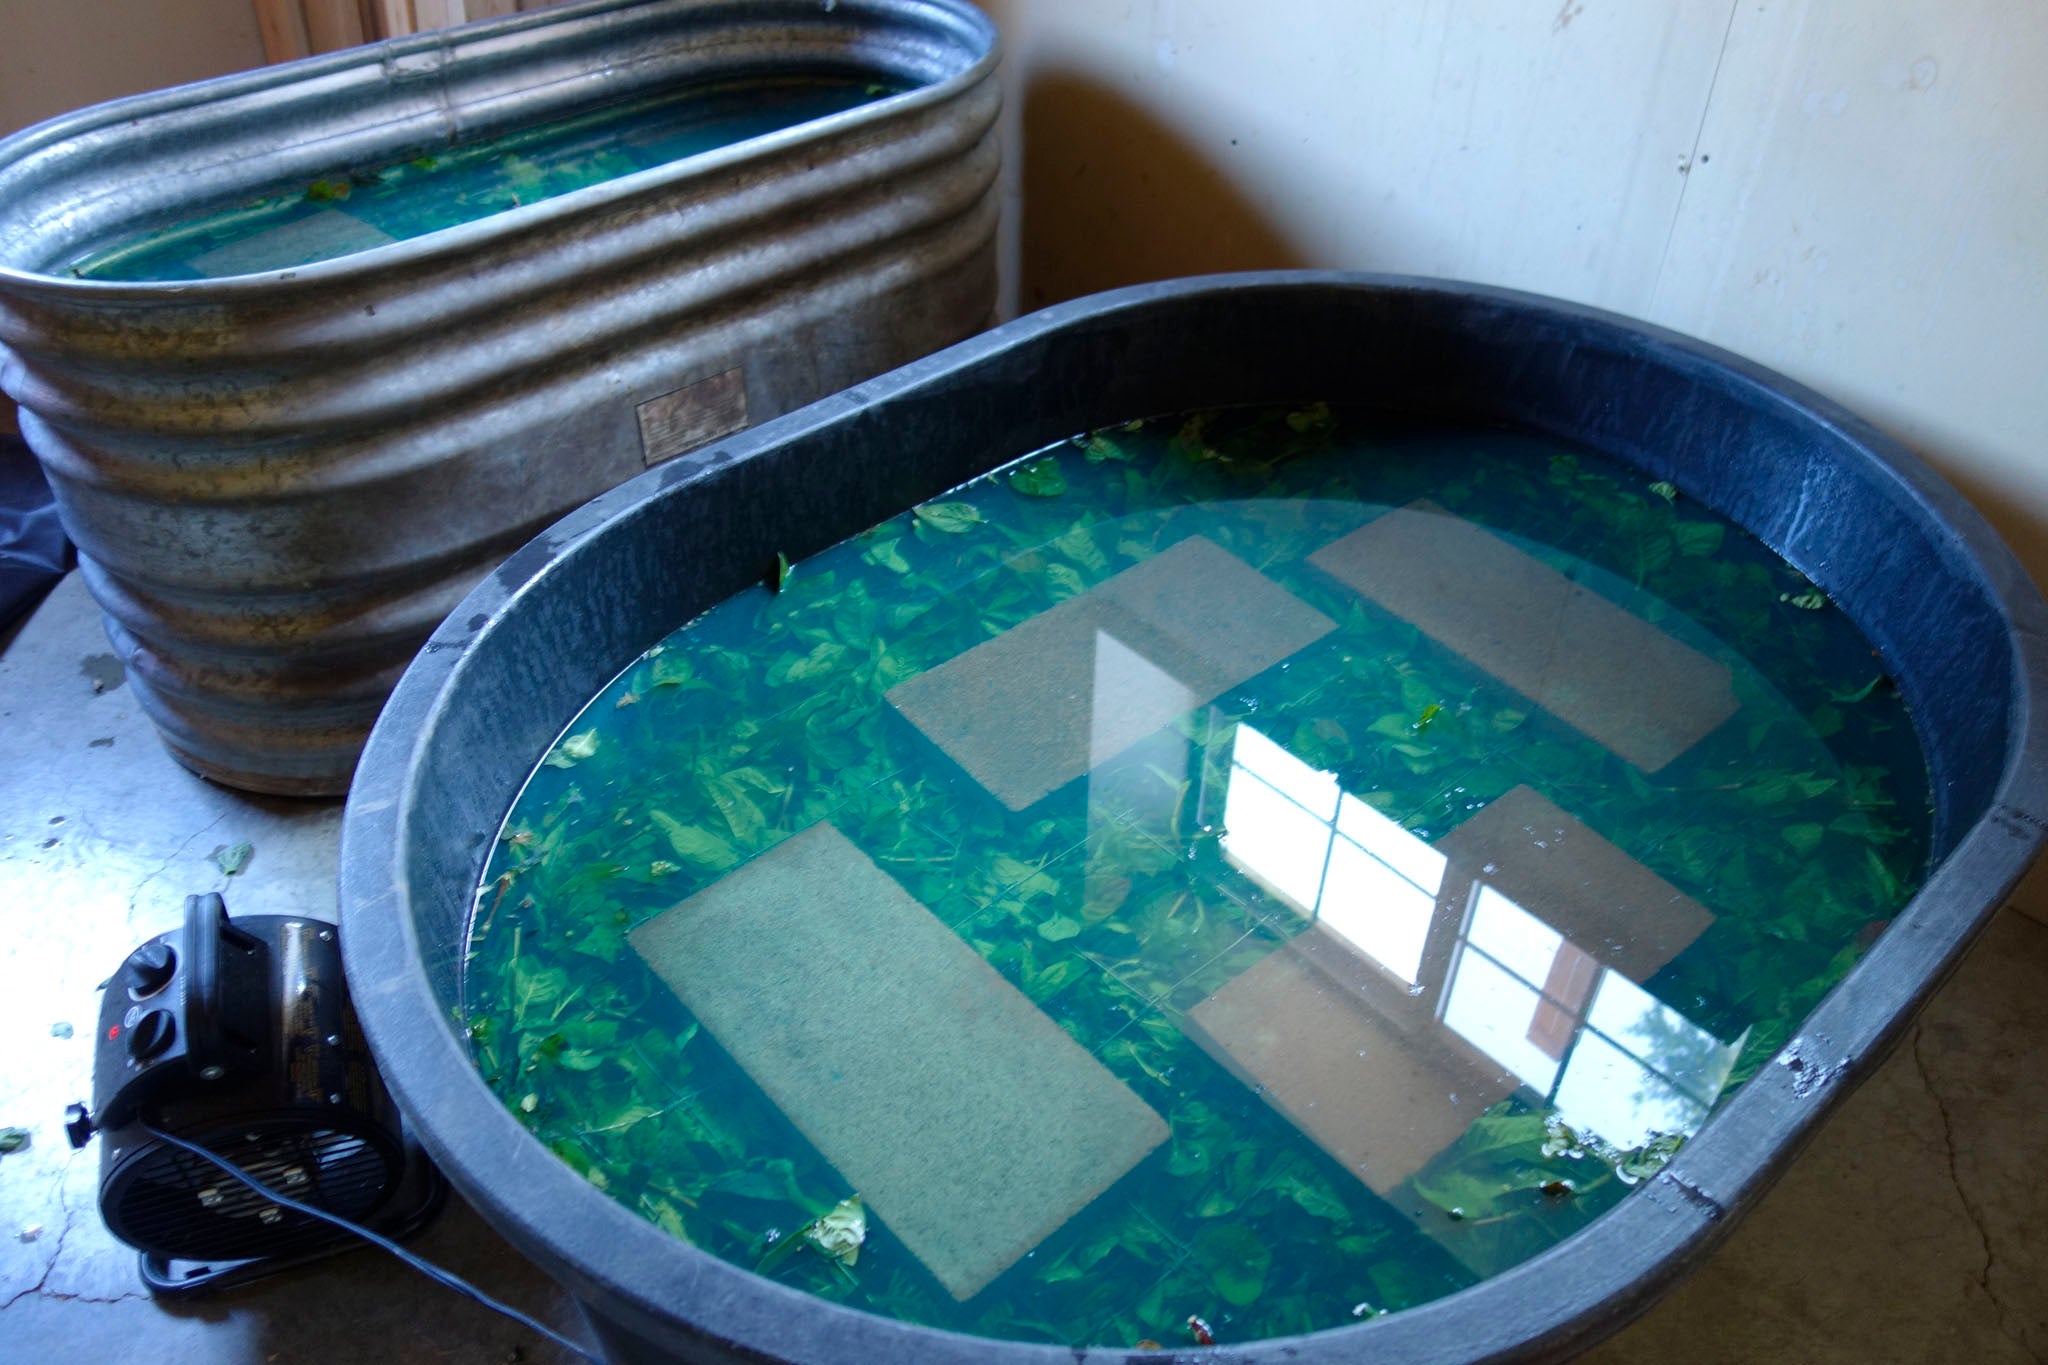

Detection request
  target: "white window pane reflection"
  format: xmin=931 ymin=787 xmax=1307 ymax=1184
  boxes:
xmin=1319 ymin=837 xmax=1434 ymax=984
xmin=1467 ymin=884 xmax=1563 ymax=986
xmin=1231 ymin=723 xmax=1342 ymax=815
xmin=1442 ymin=949 xmax=1561 ymax=1094
xmin=1336 ymin=793 xmax=1447 ymax=892
xmin=1221 ymin=725 xmax=1449 ymax=986
xmin=1552 ymin=1029 xmax=1708 ymax=1151
xmin=1220 ymin=770 xmax=1330 ymax=912
xmin=1586 ymin=972 xmax=1743 ymax=1109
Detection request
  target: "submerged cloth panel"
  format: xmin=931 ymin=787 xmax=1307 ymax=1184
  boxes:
xmin=627 ymin=823 xmax=1169 ymax=1301
xmin=1439 ymin=783 xmax=1713 ymax=982
xmin=1308 ymin=502 xmax=1737 ymax=772
xmin=888 ymin=535 xmax=1336 ymax=810
xmin=188 ymin=209 xmax=397 ymax=277
xmin=1185 ymin=782 xmax=1712 ymax=1200
xmin=1186 ymin=926 xmax=1517 ymax=1196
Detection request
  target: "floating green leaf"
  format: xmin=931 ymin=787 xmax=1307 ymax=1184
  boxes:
xmin=1192 ymin=1223 xmax=1271 ymax=1305
xmin=305 ymin=179 xmax=351 ymax=202
xmin=913 ymin=501 xmax=982 ymax=534
xmin=1673 ymin=521 xmax=1725 ymax=557
xmin=649 ymin=811 xmax=739 ymax=869
xmin=807 ymin=1194 xmax=867 ymax=1266
xmin=862 ymin=538 xmax=911 ymax=573
xmin=760 ymin=1194 xmax=868 ymax=1276
xmin=1782 ymin=822 xmax=1826 ymax=854
xmin=1037 ymin=914 xmax=1082 ymax=942
xmin=1008 ymin=458 xmax=1068 ymax=497
xmin=543 ymin=729 xmax=599 ymax=768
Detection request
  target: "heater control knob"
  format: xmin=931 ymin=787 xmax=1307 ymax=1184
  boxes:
xmin=127 ymin=1009 xmax=176 ymax=1062
xmin=127 ymin=941 xmax=176 ymax=998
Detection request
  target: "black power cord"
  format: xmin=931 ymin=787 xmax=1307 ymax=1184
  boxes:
xmin=141 ymin=1120 xmax=601 ymax=1362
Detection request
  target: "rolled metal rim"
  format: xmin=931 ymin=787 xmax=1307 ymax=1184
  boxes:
xmin=340 ymin=271 xmax=2048 ymax=1364
xmin=0 ymin=0 xmax=1000 ymax=301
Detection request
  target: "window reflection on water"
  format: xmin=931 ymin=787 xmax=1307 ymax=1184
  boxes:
xmin=1217 ymin=721 xmax=1743 ymax=1157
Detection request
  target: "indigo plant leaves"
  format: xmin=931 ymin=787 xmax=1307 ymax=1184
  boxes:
xmin=458 ymin=406 xmax=1929 ymax=1348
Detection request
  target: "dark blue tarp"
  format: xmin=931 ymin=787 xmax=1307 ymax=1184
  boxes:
xmin=0 ymin=433 xmax=70 ymax=633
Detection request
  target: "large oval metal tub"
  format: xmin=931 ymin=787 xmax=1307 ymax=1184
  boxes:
xmin=341 ymin=273 xmax=2048 ymax=1364
xmin=0 ymin=0 xmax=998 ymax=795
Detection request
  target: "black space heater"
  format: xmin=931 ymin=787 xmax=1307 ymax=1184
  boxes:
xmin=65 ymin=893 xmax=444 ymax=1294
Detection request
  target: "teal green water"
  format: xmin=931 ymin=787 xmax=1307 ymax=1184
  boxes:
xmin=463 ymin=407 xmax=1930 ymax=1349
xmin=66 ymin=75 xmax=900 ymax=281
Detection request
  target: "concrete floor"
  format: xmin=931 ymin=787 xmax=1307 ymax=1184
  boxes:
xmin=4 ymin=570 xmax=2046 ymax=1364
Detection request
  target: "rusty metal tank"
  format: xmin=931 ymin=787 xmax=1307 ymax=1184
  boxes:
xmin=0 ymin=0 xmax=999 ymax=794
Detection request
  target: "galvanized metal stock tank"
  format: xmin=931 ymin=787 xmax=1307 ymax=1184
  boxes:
xmin=0 ymin=0 xmax=1000 ymax=794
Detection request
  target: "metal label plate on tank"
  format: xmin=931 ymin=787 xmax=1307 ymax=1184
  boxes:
xmin=637 ymin=367 xmax=750 ymax=465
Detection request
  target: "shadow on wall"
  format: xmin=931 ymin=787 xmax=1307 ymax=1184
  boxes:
xmin=1020 ymin=70 xmax=1306 ymax=311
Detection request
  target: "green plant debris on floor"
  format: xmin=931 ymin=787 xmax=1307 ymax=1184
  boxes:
xmin=460 ymin=407 xmax=1931 ymax=1349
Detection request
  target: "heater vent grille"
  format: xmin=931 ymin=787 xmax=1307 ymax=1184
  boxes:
xmin=107 ymin=1121 xmax=400 ymax=1262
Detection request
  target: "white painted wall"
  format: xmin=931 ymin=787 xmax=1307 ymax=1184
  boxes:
xmin=0 ymin=0 xmax=266 ymax=138
xmin=0 ymin=0 xmax=265 ymax=435
xmin=983 ymin=0 xmax=2048 ymax=593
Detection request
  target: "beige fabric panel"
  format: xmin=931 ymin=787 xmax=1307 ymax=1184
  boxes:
xmin=1440 ymin=783 xmax=1714 ymax=982
xmin=1309 ymin=502 xmax=1737 ymax=771
xmin=1186 ymin=926 xmax=1517 ymax=1197
xmin=628 ymin=823 xmax=1169 ymax=1301
xmin=888 ymin=535 xmax=1335 ymax=810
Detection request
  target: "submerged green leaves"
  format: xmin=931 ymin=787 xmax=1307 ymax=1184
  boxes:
xmin=544 ymin=729 xmax=600 ymax=768
xmin=1008 ymin=458 xmax=1069 ymax=498
xmin=914 ymin=501 xmax=983 ymax=534
xmin=462 ymin=403 xmax=1929 ymax=1348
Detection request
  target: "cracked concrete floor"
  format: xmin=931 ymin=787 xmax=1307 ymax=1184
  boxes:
xmin=5 ymin=570 xmax=2048 ymax=1364
xmin=0 ymin=574 xmax=587 ymax=1363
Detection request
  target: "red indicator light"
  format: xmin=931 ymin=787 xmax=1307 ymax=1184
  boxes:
xmin=107 ymin=1025 xmax=121 ymax=1040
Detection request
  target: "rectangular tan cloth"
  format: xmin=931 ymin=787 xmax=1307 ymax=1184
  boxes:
xmin=188 ymin=209 xmax=396 ymax=276
xmin=1439 ymin=784 xmax=1714 ymax=984
xmin=888 ymin=535 xmax=1336 ymax=810
xmin=1187 ymin=926 xmax=1517 ymax=1195
xmin=1309 ymin=502 xmax=1737 ymax=771
xmin=628 ymin=823 xmax=1169 ymax=1301
xmin=1187 ymin=783 xmax=1713 ymax=1197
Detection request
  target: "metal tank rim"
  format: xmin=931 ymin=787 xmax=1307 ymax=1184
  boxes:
xmin=0 ymin=0 xmax=1001 ymax=298
xmin=339 ymin=271 xmax=2048 ymax=1364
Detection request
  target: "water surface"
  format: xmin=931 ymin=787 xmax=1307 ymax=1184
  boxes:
xmin=67 ymin=74 xmax=899 ymax=281
xmin=462 ymin=407 xmax=1930 ymax=1348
